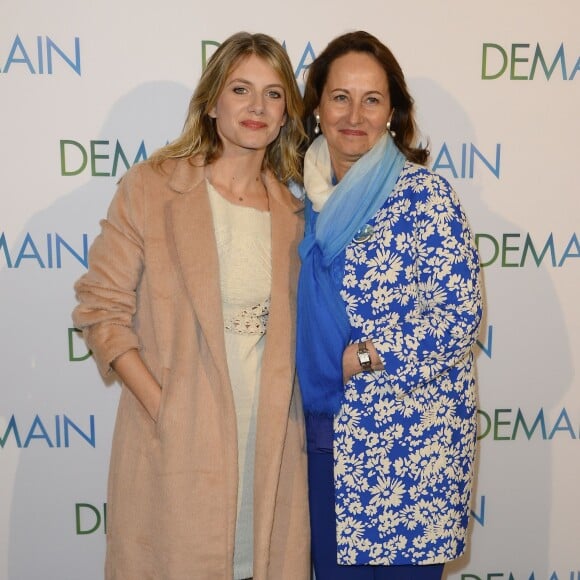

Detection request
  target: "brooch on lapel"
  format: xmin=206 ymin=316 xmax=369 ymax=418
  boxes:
xmin=353 ymin=224 xmax=374 ymax=244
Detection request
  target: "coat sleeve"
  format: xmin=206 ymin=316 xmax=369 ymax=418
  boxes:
xmin=367 ymin=171 xmax=483 ymax=396
xmin=72 ymin=165 xmax=146 ymax=377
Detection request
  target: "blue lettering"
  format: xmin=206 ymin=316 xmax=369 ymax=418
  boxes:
xmin=1 ymin=35 xmax=81 ymax=75
xmin=548 ymin=409 xmax=577 ymax=440
xmin=0 ymin=415 xmax=95 ymax=448
xmin=111 ymin=140 xmax=148 ymax=176
xmin=293 ymin=41 xmax=316 ymax=80
xmin=570 ymin=56 xmax=580 ymax=81
xmin=14 ymin=233 xmax=45 ymax=268
xmin=513 ymin=408 xmax=547 ymax=440
xmin=530 ymin=43 xmax=567 ymax=80
xmin=63 ymin=414 xmax=96 ymax=447
xmin=46 ymin=35 xmax=81 ymax=75
xmin=55 ymin=233 xmax=88 ymax=268
xmin=470 ymin=495 xmax=486 ymax=526
xmin=476 ymin=325 xmax=493 ymax=358
xmin=2 ymin=34 xmax=35 ymax=73
xmin=557 ymin=233 xmax=580 ymax=267
xmin=432 ymin=143 xmax=501 ymax=179
xmin=469 ymin=143 xmax=501 ymax=178
xmin=23 ymin=415 xmax=54 ymax=447
xmin=0 ymin=232 xmax=89 ymax=269
xmin=521 ymin=233 xmax=557 ymax=267
xmin=0 ymin=232 xmax=13 ymax=267
xmin=0 ymin=416 xmax=22 ymax=448
xmin=432 ymin=143 xmax=457 ymax=178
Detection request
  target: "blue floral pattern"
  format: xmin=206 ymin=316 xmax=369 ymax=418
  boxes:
xmin=333 ymin=162 xmax=482 ymax=565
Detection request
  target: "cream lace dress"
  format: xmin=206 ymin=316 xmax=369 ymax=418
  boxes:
xmin=207 ymin=180 xmax=271 ymax=580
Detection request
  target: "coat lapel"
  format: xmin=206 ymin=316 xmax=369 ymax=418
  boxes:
xmin=257 ymin=172 xmax=302 ymax=422
xmin=253 ymin=172 xmax=304 ymax=572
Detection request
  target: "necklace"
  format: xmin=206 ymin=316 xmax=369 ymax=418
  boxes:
xmin=227 ymin=174 xmax=261 ymax=203
xmin=206 ymin=165 xmax=267 ymax=209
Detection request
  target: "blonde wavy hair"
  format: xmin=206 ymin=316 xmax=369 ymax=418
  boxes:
xmin=149 ymin=32 xmax=306 ymax=184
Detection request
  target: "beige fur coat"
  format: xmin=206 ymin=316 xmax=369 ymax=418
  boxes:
xmin=73 ymin=158 xmax=310 ymax=579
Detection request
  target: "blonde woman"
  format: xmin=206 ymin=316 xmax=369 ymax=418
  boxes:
xmin=73 ymin=32 xmax=309 ymax=580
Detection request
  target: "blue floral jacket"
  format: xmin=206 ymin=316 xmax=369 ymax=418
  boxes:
xmin=332 ymin=162 xmax=483 ymax=565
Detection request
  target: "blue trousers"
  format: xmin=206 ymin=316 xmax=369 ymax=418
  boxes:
xmin=308 ymin=447 xmax=444 ymax=580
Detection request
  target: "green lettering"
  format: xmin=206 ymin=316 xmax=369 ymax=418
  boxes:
xmin=475 ymin=233 xmax=499 ymax=267
xmin=494 ymin=409 xmax=512 ymax=440
xmin=482 ymin=43 xmax=507 ymax=80
xmin=68 ymin=328 xmax=91 ymax=361
xmin=201 ymin=40 xmax=220 ymax=69
xmin=60 ymin=140 xmax=87 ymax=176
xmin=477 ymin=409 xmax=491 ymax=440
xmin=510 ymin=43 xmax=530 ymax=80
xmin=75 ymin=503 xmax=101 ymax=534
xmin=501 ymin=233 xmax=520 ymax=267
xmin=90 ymin=140 xmax=110 ymax=177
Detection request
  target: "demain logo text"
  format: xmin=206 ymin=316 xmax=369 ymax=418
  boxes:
xmin=476 ymin=233 xmax=579 ymax=268
xmin=0 ymin=34 xmax=81 ymax=75
xmin=0 ymin=414 xmax=95 ymax=448
xmin=478 ymin=407 xmax=580 ymax=441
xmin=482 ymin=42 xmax=579 ymax=81
xmin=0 ymin=232 xmax=88 ymax=269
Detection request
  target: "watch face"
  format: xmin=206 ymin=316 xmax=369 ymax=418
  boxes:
xmin=357 ymin=349 xmax=372 ymax=369
xmin=359 ymin=352 xmax=371 ymax=364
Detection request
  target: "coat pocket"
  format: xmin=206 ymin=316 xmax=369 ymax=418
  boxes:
xmin=154 ymin=367 xmax=171 ymax=438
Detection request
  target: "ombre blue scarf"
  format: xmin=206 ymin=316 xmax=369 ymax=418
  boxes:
xmin=296 ymin=134 xmax=406 ymax=416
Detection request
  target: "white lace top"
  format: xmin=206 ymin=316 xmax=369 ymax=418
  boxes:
xmin=207 ymin=180 xmax=271 ymax=580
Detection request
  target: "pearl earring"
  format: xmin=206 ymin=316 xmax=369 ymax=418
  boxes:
xmin=387 ymin=109 xmax=396 ymax=138
xmin=314 ymin=112 xmax=321 ymax=135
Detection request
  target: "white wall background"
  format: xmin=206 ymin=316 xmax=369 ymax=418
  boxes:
xmin=1 ymin=1 xmax=578 ymax=578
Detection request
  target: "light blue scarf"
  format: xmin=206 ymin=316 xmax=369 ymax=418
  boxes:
xmin=296 ymin=133 xmax=406 ymax=415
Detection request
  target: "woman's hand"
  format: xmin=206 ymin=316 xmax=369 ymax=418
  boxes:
xmin=112 ymin=349 xmax=162 ymax=421
xmin=342 ymin=341 xmax=384 ymax=383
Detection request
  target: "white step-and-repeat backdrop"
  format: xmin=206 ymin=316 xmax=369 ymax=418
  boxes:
xmin=1 ymin=1 xmax=578 ymax=578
